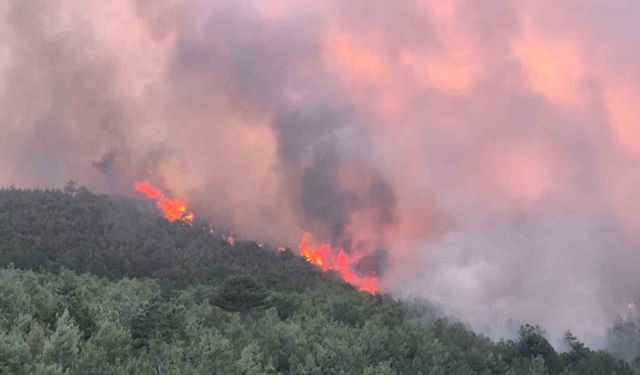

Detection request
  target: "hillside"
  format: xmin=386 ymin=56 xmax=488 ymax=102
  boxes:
xmin=0 ymin=186 xmax=636 ymax=375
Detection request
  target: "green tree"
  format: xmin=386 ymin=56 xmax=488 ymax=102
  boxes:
xmin=130 ymin=295 xmax=185 ymax=349
xmin=527 ymin=355 xmax=547 ymax=375
xmin=42 ymin=310 xmax=81 ymax=372
xmin=562 ymin=330 xmax=587 ymax=365
xmin=212 ymin=275 xmax=269 ymax=321
xmin=26 ymin=323 xmax=46 ymax=358
xmin=0 ymin=331 xmax=31 ymax=375
xmin=236 ymin=342 xmax=276 ymax=375
xmin=77 ymin=320 xmax=132 ymax=375
xmin=517 ymin=324 xmax=561 ymax=373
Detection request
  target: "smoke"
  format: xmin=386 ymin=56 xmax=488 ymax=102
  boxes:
xmin=2 ymin=0 xmax=640 ymax=345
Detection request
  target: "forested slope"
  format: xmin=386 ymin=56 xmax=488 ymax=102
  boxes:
xmin=0 ymin=186 xmax=336 ymax=291
xmin=0 ymin=186 xmax=635 ymax=374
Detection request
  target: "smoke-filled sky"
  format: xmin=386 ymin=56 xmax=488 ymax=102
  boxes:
xmin=2 ymin=0 xmax=640 ymax=345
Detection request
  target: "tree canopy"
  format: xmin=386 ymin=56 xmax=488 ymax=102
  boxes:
xmin=0 ymin=186 xmax=637 ymax=374
xmin=212 ymin=274 xmax=270 ymax=320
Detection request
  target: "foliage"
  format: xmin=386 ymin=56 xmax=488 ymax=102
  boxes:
xmin=212 ymin=275 xmax=270 ymax=320
xmin=0 ymin=186 xmax=339 ymax=292
xmin=0 ymin=186 xmax=637 ymax=374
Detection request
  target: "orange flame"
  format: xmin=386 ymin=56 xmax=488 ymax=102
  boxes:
xmin=298 ymin=233 xmax=378 ymax=294
xmin=134 ymin=182 xmax=377 ymax=292
xmin=222 ymin=232 xmax=236 ymax=246
xmin=135 ymin=181 xmax=194 ymax=224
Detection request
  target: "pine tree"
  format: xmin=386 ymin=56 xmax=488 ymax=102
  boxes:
xmin=527 ymin=356 xmax=547 ymax=375
xmin=42 ymin=310 xmax=81 ymax=371
xmin=212 ymin=275 xmax=269 ymax=321
xmin=527 ymin=355 xmax=547 ymax=375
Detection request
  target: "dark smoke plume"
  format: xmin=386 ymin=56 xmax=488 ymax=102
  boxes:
xmin=2 ymin=0 xmax=640 ymax=346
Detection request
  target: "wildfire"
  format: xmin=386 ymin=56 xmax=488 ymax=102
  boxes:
xmin=298 ymin=233 xmax=378 ymax=294
xmin=135 ymin=181 xmax=195 ymax=224
xmin=222 ymin=232 xmax=236 ymax=246
xmin=134 ymin=181 xmax=378 ymax=293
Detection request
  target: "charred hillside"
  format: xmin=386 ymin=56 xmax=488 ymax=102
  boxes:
xmin=0 ymin=186 xmax=636 ymax=374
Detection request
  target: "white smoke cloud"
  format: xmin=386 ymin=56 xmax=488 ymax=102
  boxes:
xmin=1 ymin=0 xmax=640 ymax=346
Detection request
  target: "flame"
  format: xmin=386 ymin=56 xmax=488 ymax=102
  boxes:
xmin=135 ymin=181 xmax=195 ymax=224
xmin=134 ymin=182 xmax=377 ymax=292
xmin=298 ymin=233 xmax=378 ymax=294
xmin=223 ymin=232 xmax=236 ymax=246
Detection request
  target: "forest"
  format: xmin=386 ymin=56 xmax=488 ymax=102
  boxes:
xmin=0 ymin=185 xmax=638 ymax=374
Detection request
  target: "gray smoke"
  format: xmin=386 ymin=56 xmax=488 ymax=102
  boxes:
xmin=2 ymin=0 xmax=640 ymax=346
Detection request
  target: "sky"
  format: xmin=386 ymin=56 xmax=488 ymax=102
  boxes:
xmin=1 ymin=0 xmax=640 ymax=345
